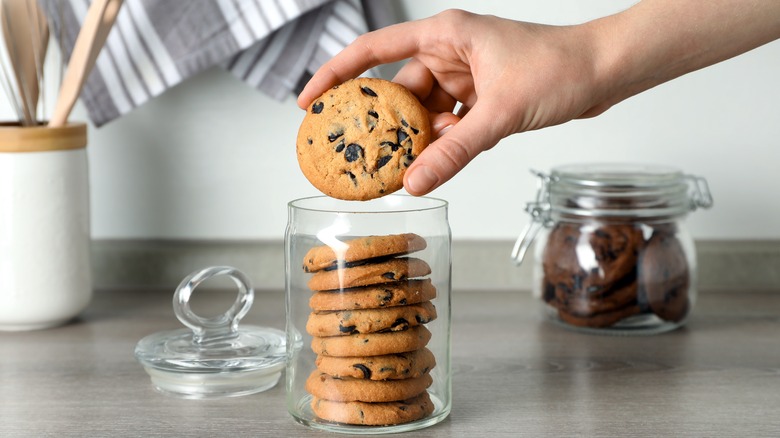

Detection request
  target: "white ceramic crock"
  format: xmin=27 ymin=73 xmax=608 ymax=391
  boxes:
xmin=0 ymin=122 xmax=91 ymax=331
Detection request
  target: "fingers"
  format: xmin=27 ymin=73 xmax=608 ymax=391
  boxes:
xmin=404 ymin=102 xmax=506 ymax=196
xmin=429 ymin=112 xmax=460 ymax=138
xmin=394 ymin=59 xmax=459 ymax=114
xmin=423 ymin=85 xmax=459 ymax=115
xmin=392 ymin=58 xmax=435 ymax=102
xmin=297 ymin=20 xmax=430 ymax=109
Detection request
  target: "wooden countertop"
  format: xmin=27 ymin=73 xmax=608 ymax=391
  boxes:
xmin=1 ymin=289 xmax=779 ymax=437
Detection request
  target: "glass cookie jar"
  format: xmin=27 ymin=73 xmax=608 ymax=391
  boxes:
xmin=285 ymin=195 xmax=452 ymax=434
xmin=512 ymin=163 xmax=712 ymax=335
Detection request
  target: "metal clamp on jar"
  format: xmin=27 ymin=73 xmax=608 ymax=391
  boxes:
xmin=512 ymin=163 xmax=712 ymax=335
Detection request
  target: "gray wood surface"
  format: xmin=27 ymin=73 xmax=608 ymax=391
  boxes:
xmin=1 ymin=289 xmax=779 ymax=437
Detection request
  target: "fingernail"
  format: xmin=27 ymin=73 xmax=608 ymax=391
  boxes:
xmin=434 ymin=123 xmax=454 ymax=137
xmin=407 ymin=165 xmax=439 ymax=194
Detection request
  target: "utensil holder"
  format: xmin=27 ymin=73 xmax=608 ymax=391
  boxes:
xmin=0 ymin=122 xmax=91 ymax=331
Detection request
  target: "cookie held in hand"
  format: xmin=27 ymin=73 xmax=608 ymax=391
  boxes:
xmin=296 ymin=77 xmax=431 ymax=200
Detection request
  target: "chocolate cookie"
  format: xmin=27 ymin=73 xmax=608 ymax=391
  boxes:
xmin=541 ymin=222 xmax=583 ymax=285
xmin=306 ymin=371 xmax=432 ymax=403
xmin=557 ymin=303 xmax=642 ymax=328
xmin=306 ymin=301 xmax=437 ymax=336
xmin=307 ymin=257 xmax=432 ymax=291
xmin=309 ymin=279 xmax=437 ymax=311
xmin=303 ymin=233 xmax=427 ymax=273
xmin=556 ymin=280 xmax=639 ymax=317
xmin=311 ymin=392 xmax=434 ymax=426
xmin=543 ymin=222 xmax=644 ymax=295
xmin=587 ymin=224 xmax=644 ymax=286
xmin=311 ymin=325 xmax=432 ymax=357
xmin=296 ymin=77 xmax=431 ymax=200
xmin=638 ymin=230 xmax=690 ymax=322
xmin=315 ymin=348 xmax=436 ymax=381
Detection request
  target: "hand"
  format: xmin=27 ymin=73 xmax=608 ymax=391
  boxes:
xmin=298 ymin=9 xmax=605 ymax=195
xmin=298 ymin=3 xmax=780 ymax=196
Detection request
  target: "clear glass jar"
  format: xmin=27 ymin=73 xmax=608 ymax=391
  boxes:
xmin=512 ymin=163 xmax=712 ymax=335
xmin=285 ymin=195 xmax=451 ymax=434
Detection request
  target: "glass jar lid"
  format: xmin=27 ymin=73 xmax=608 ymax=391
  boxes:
xmin=511 ymin=163 xmax=712 ymax=264
xmin=547 ymin=163 xmax=712 ymax=219
xmin=134 ymin=266 xmax=288 ymax=399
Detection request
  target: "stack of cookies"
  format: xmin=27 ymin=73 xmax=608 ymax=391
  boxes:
xmin=302 ymin=233 xmax=437 ymax=426
xmin=542 ymin=222 xmax=691 ymax=328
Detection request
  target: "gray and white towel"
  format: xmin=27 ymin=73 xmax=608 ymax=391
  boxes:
xmin=41 ymin=0 xmax=398 ymax=126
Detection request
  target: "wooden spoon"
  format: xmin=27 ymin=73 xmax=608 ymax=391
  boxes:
xmin=1 ymin=0 xmax=48 ymax=125
xmin=49 ymin=0 xmax=123 ymax=127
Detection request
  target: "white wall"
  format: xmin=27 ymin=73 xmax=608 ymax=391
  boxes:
xmin=7 ymin=1 xmax=780 ymax=241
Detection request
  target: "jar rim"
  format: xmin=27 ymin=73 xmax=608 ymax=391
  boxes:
xmin=547 ymin=162 xmax=709 ymax=218
xmin=513 ymin=163 xmax=711 ymax=265
xmin=288 ymin=195 xmax=448 ymax=214
xmin=550 ymin=162 xmax=684 ymax=189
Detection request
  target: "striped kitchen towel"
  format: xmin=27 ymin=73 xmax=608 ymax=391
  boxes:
xmin=41 ymin=0 xmax=398 ymax=126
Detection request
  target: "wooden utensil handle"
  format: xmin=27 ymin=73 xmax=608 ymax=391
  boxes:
xmin=49 ymin=0 xmax=123 ymax=128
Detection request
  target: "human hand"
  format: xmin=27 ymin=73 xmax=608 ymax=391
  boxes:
xmin=298 ymin=9 xmax=608 ymax=195
xmin=299 ymin=2 xmax=780 ymax=196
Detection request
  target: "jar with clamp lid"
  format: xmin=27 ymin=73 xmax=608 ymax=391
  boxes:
xmin=511 ymin=163 xmax=712 ymax=335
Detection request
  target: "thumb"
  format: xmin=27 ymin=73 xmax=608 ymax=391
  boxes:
xmin=403 ymin=102 xmax=507 ymax=195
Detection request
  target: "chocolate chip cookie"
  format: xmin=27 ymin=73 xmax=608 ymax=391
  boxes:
xmin=306 ymin=301 xmax=437 ymax=336
xmin=303 ymin=233 xmax=427 ymax=273
xmin=306 ymin=370 xmax=433 ymax=403
xmin=311 ymin=392 xmax=434 ymax=426
xmin=296 ymin=77 xmax=431 ymax=200
xmin=315 ymin=348 xmax=436 ymax=380
xmin=307 ymin=257 xmax=432 ymax=291
xmin=311 ymin=325 xmax=432 ymax=357
xmin=306 ymin=371 xmax=432 ymax=403
xmin=309 ymin=279 xmax=437 ymax=311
